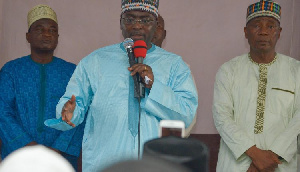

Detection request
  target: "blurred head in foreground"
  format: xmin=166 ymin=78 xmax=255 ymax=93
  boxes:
xmin=0 ymin=145 xmax=75 ymax=172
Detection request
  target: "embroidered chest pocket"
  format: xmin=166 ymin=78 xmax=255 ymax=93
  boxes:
xmin=267 ymin=87 xmax=295 ymax=118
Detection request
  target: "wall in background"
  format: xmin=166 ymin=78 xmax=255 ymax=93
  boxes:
xmin=0 ymin=0 xmax=3 ymax=49
xmin=0 ymin=0 xmax=299 ymax=134
xmin=291 ymin=0 xmax=300 ymax=59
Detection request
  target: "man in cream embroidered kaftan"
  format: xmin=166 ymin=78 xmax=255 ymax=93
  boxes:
xmin=213 ymin=1 xmax=299 ymax=171
xmin=213 ymin=53 xmax=300 ymax=172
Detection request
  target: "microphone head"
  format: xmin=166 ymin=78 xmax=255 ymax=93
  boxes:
xmin=133 ymin=40 xmax=147 ymax=58
xmin=123 ymin=38 xmax=134 ymax=49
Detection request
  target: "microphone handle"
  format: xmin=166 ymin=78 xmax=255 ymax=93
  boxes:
xmin=127 ymin=48 xmax=136 ymax=67
xmin=137 ymin=57 xmax=143 ymax=64
xmin=126 ymin=47 xmax=144 ymax=98
xmin=136 ymin=57 xmax=145 ymax=98
xmin=137 ymin=57 xmax=144 ymax=83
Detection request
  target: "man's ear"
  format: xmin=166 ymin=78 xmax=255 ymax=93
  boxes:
xmin=26 ymin=32 xmax=30 ymax=43
xmin=120 ymin=18 xmax=122 ymax=30
xmin=277 ymin=27 xmax=282 ymax=39
xmin=244 ymin=27 xmax=248 ymax=39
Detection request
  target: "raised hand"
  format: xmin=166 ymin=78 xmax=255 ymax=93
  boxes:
xmin=61 ymin=95 xmax=76 ymax=127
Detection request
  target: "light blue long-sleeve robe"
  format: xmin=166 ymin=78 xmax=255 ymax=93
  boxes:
xmin=45 ymin=43 xmax=198 ymax=171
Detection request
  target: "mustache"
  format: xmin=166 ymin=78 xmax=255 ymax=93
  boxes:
xmin=130 ymin=32 xmax=144 ymax=37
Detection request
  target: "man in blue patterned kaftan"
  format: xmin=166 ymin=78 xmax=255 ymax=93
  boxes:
xmin=45 ymin=0 xmax=198 ymax=171
xmin=0 ymin=5 xmax=84 ymax=170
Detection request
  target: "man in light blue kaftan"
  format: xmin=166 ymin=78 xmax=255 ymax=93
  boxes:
xmin=0 ymin=5 xmax=84 ymax=170
xmin=46 ymin=42 xmax=198 ymax=171
xmin=45 ymin=0 xmax=198 ymax=171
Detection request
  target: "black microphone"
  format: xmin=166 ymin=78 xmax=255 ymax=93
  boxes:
xmin=123 ymin=38 xmax=135 ymax=67
xmin=123 ymin=38 xmax=141 ymax=98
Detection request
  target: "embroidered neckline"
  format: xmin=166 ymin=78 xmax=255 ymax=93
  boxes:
xmin=248 ymin=53 xmax=277 ymax=66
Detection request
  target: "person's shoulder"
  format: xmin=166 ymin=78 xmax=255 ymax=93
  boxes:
xmin=74 ymin=43 xmax=123 ymax=70
xmin=153 ymin=46 xmax=181 ymax=59
xmin=278 ymin=53 xmax=300 ymax=63
xmin=277 ymin=53 xmax=300 ymax=71
xmin=81 ymin=43 xmax=122 ymax=62
xmin=153 ymin=46 xmax=191 ymax=70
xmin=277 ymin=54 xmax=300 ymax=84
xmin=53 ymin=57 xmax=76 ymax=69
xmin=220 ymin=54 xmax=248 ymax=69
xmin=91 ymin=43 xmax=121 ymax=55
xmin=215 ymin=54 xmax=248 ymax=78
xmin=1 ymin=56 xmax=30 ymax=71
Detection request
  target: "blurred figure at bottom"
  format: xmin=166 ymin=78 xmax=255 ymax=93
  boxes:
xmin=0 ymin=145 xmax=75 ymax=172
xmin=102 ymin=158 xmax=191 ymax=172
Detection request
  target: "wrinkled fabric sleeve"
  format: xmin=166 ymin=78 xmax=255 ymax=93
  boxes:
xmin=45 ymin=61 xmax=92 ymax=131
xmin=49 ymin=63 xmax=85 ymax=157
xmin=269 ymin=63 xmax=300 ymax=163
xmin=212 ymin=64 xmax=255 ymax=160
xmin=144 ymin=58 xmax=198 ymax=128
xmin=0 ymin=68 xmax=33 ymax=153
xmin=51 ymin=120 xmax=85 ymax=157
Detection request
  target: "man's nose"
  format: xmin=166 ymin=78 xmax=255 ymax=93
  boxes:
xmin=258 ymin=25 xmax=269 ymax=35
xmin=42 ymin=29 xmax=52 ymax=37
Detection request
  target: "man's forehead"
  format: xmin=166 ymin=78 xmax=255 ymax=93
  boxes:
xmin=31 ymin=18 xmax=58 ymax=27
xmin=123 ymin=10 xmax=155 ymax=18
xmin=250 ymin=16 xmax=279 ymax=24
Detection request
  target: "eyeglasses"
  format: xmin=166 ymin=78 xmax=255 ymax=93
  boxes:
xmin=121 ymin=18 xmax=155 ymax=25
xmin=247 ymin=23 xmax=280 ymax=32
